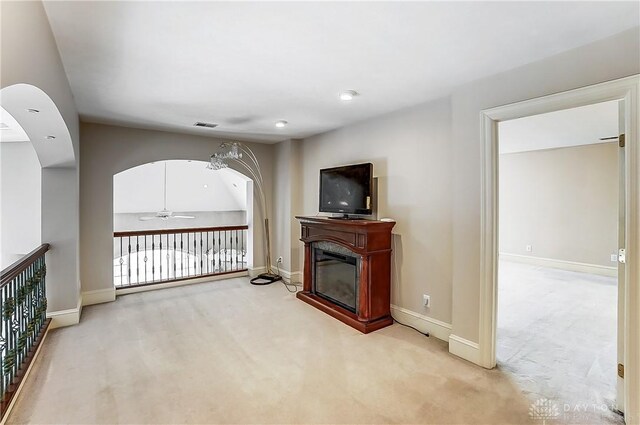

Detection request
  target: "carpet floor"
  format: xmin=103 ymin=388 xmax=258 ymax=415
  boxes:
xmin=6 ymin=273 xmax=620 ymax=424
xmin=497 ymin=260 xmax=623 ymax=425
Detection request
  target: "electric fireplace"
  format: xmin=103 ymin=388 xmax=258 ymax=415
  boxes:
xmin=312 ymin=241 xmax=360 ymax=313
xmin=296 ymin=216 xmax=395 ymax=333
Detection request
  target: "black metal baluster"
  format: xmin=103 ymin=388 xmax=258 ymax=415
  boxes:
xmin=151 ymin=236 xmax=155 ymax=282
xmin=119 ymin=237 xmax=123 ymax=287
xmin=206 ymin=232 xmax=209 ymax=275
xmin=192 ymin=232 xmax=196 ymax=276
xmin=198 ymin=231 xmax=204 ymax=276
xmin=180 ymin=233 xmax=184 ymax=277
xmin=235 ymin=230 xmax=239 ymax=271
xmin=158 ymin=233 xmax=162 ymax=281
xmin=136 ymin=235 xmax=140 ymax=285
xmin=144 ymin=235 xmax=148 ymax=284
xmin=127 ymin=236 xmax=132 ymax=286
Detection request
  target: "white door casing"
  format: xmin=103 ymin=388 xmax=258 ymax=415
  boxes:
xmin=479 ymin=75 xmax=640 ymax=423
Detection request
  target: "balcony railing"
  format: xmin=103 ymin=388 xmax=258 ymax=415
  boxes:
xmin=0 ymin=244 xmax=50 ymax=419
xmin=113 ymin=225 xmax=249 ymax=288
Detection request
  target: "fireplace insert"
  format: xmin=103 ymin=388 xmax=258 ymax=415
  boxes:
xmin=311 ymin=242 xmax=360 ymax=313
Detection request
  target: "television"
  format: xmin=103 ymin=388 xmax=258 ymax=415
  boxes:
xmin=319 ymin=162 xmax=373 ymax=217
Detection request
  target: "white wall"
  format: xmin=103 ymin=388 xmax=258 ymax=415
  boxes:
xmin=298 ymin=98 xmax=454 ymax=324
xmin=0 ymin=142 xmax=41 ymax=268
xmin=499 ymin=143 xmax=619 ymax=268
xmin=113 ymin=161 xmax=247 ymax=214
xmin=80 ymin=122 xmax=274 ymax=294
xmin=1 ymin=0 xmax=80 ymax=312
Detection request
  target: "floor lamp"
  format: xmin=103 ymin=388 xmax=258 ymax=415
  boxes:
xmin=208 ymin=142 xmax=282 ymax=285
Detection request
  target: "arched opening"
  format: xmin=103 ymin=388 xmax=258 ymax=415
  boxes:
xmin=0 ymin=83 xmax=79 ymax=316
xmin=0 ymin=107 xmax=41 ymax=268
xmin=112 ymin=159 xmax=252 ymax=287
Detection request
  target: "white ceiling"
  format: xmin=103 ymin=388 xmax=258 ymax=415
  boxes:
xmin=499 ymin=100 xmax=619 ymax=154
xmin=113 ymin=160 xmax=248 ymax=214
xmin=0 ymin=107 xmax=30 ymax=143
xmin=42 ymin=1 xmax=639 ymax=143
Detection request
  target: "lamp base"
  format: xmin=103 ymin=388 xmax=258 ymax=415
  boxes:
xmin=250 ymin=272 xmax=282 ymax=285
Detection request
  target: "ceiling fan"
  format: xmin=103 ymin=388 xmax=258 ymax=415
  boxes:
xmin=139 ymin=162 xmax=196 ymax=221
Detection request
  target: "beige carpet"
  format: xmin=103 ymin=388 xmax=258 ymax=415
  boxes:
xmin=497 ymin=260 xmax=623 ymax=425
xmin=10 ymin=277 xmax=540 ymax=424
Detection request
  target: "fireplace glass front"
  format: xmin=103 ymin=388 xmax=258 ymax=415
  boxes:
xmin=312 ymin=241 xmax=360 ymax=313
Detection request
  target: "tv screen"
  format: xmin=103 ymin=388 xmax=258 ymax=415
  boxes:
xmin=319 ymin=163 xmax=373 ymax=216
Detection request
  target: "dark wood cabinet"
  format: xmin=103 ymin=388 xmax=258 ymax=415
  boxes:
xmin=296 ymin=216 xmax=395 ymax=333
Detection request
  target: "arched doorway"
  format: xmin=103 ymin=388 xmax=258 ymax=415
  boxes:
xmin=112 ymin=160 xmax=252 ymax=287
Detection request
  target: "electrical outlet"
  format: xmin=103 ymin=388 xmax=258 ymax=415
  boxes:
xmin=276 ymin=256 xmax=283 ymax=264
xmin=526 ymin=245 xmax=532 ymax=252
xmin=422 ymin=294 xmax=431 ymax=308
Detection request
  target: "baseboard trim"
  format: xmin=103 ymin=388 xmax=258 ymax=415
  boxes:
xmin=248 ymin=267 xmax=266 ymax=277
xmin=449 ymin=334 xmax=481 ymax=365
xmin=500 ymin=253 xmax=617 ymax=277
xmin=270 ymin=266 xmax=302 ymax=283
xmin=82 ymin=288 xmax=115 ymax=306
xmin=115 ymin=271 xmax=249 ymax=295
xmin=46 ymin=297 xmax=81 ymax=329
xmin=390 ymin=304 xmax=451 ymax=341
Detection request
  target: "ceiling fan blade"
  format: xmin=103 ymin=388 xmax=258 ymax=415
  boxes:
xmin=139 ymin=216 xmax=158 ymax=221
xmin=172 ymin=215 xmax=196 ymax=219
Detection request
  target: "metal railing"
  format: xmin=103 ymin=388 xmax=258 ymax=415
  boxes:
xmin=113 ymin=225 xmax=249 ymax=288
xmin=0 ymin=244 xmax=50 ymax=418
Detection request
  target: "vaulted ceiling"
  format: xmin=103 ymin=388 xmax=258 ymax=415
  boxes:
xmin=43 ymin=1 xmax=640 ymax=142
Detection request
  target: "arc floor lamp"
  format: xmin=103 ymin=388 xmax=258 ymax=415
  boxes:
xmin=208 ymin=142 xmax=282 ymax=285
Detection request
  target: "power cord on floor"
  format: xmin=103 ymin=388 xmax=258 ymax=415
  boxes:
xmin=391 ymin=314 xmax=430 ymax=337
xmin=276 ymin=261 xmax=300 ymax=293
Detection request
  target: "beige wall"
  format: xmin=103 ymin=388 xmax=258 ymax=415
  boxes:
xmin=450 ymin=27 xmax=639 ymax=343
xmin=298 ymin=98 xmax=454 ymax=324
xmin=275 ymin=27 xmax=639 ymax=344
xmin=80 ymin=122 xmax=274 ymax=293
xmin=272 ymin=139 xmax=303 ymax=277
xmin=499 ymin=143 xmax=618 ymax=268
xmin=1 ymin=0 xmax=80 ymax=312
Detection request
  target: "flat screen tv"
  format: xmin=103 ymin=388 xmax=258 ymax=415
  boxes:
xmin=319 ymin=162 xmax=373 ymax=217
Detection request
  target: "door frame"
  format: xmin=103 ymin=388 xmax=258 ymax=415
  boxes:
xmin=478 ymin=75 xmax=639 ymax=422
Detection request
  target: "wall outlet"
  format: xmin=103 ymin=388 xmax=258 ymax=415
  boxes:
xmin=526 ymin=245 xmax=532 ymax=252
xmin=276 ymin=256 xmax=283 ymax=264
xmin=611 ymin=254 xmax=618 ymax=262
xmin=422 ymin=294 xmax=431 ymax=308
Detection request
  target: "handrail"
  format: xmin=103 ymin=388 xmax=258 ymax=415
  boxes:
xmin=0 ymin=244 xmax=50 ymax=288
xmin=114 ymin=224 xmax=248 ymax=238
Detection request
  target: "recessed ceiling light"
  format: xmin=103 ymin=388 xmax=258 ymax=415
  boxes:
xmin=339 ymin=90 xmax=358 ymax=101
xmin=45 ymin=135 xmax=56 ymax=140
xmin=203 ymin=184 xmax=208 ymax=188
xmin=27 ymin=108 xmax=40 ymax=113
xmin=275 ymin=120 xmax=288 ymax=128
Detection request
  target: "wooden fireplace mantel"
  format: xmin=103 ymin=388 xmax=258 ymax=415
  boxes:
xmin=296 ymin=216 xmax=396 ymax=333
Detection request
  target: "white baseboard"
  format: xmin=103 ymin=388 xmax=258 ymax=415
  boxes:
xmin=82 ymin=288 xmax=115 ymax=306
xmin=116 ymin=271 xmax=249 ymax=295
xmin=448 ymin=334 xmax=481 ymax=365
xmin=248 ymin=267 xmax=266 ymax=277
xmin=46 ymin=297 xmax=81 ymax=329
xmin=390 ymin=304 xmax=452 ymax=342
xmin=500 ymin=253 xmax=617 ymax=277
xmin=271 ymin=266 xmax=302 ymax=283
